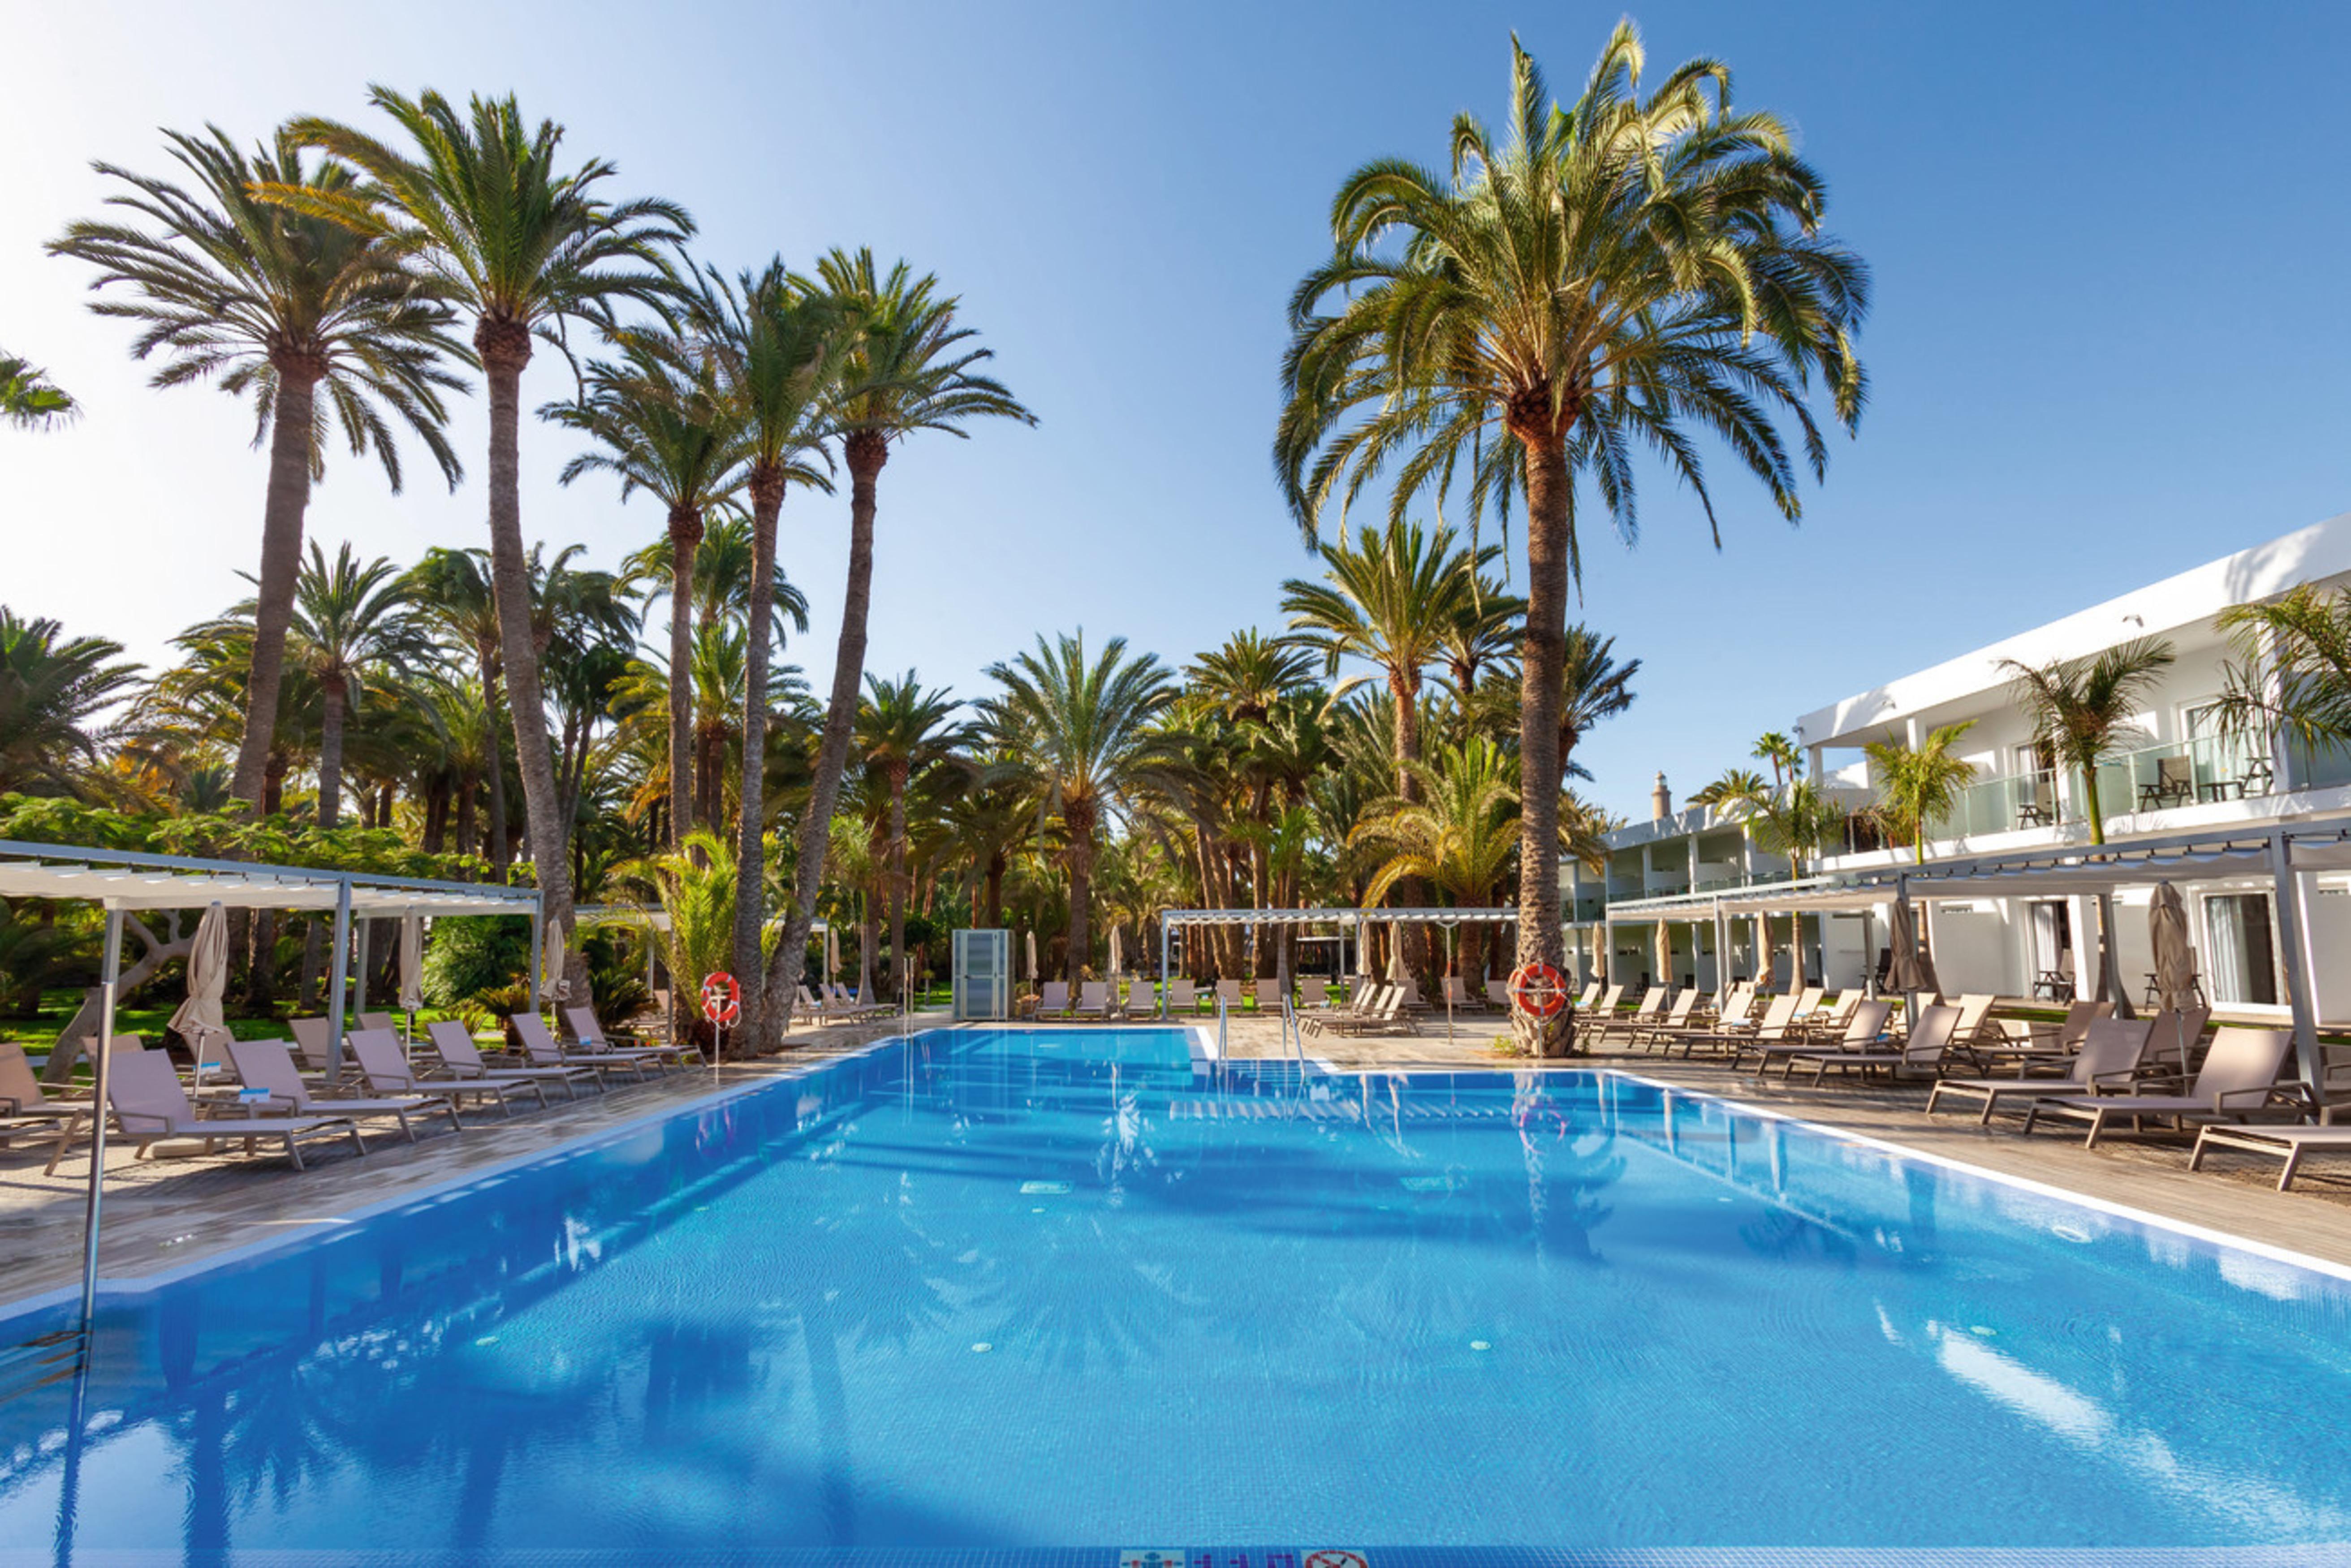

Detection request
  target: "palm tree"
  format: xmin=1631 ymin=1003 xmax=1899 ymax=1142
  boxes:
xmin=0 ymin=609 xmax=141 ymax=795
xmin=545 ymin=332 xmax=746 ymax=846
xmin=1753 ymin=731 xmax=1802 ymax=790
xmin=271 ymin=543 xmax=436 ymax=829
xmin=1276 ymin=27 xmax=1868 ymax=1051
xmin=404 ymin=547 xmax=513 ymax=869
xmin=2213 ymin=584 xmax=2351 ymax=764
xmin=982 ymin=633 xmax=1176 ymax=986
xmin=281 ymin=89 xmax=691 ymax=988
xmin=855 ymin=672 xmax=969 ymax=999
xmin=1556 ymin=627 xmax=1640 ymax=782
xmin=1350 ymin=736 xmax=1523 ymax=982
xmin=1864 ymin=720 xmax=1977 ymax=862
xmin=766 ymin=249 xmax=1033 ymax=1042
xmin=0 ymin=350 xmax=75 ymax=429
xmin=686 ymin=263 xmax=845 ymax=1036
xmin=50 ymin=124 xmax=466 ymax=813
xmin=1690 ymin=767 xmax=1767 ymax=809
xmin=1999 ymin=639 xmax=2176 ymax=844
xmin=1712 ymin=774 xmax=1847 ymax=878
xmin=618 ymin=512 xmax=812 ymax=650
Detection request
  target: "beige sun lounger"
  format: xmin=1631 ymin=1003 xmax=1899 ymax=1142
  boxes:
xmin=50 ymin=1048 xmax=363 ymax=1174
xmin=1676 ymin=992 xmax=1798 ymax=1060
xmin=567 ymin=1007 xmax=700 ymax=1068
xmin=1214 ymin=980 xmax=1244 ymax=1012
xmin=1299 ymin=978 xmax=1330 ymax=1009
xmin=224 ymin=1036 xmax=459 ymax=1143
xmin=1030 ymin=980 xmax=1071 ymax=1018
xmin=1164 ymin=978 xmax=1199 ymax=1014
xmin=1440 ymin=976 xmax=1485 ymax=1012
xmin=1927 ymin=1017 xmax=2153 ymax=1125
xmin=1073 ymin=981 xmax=1115 ymax=1019
xmin=427 ymin=1020 xmax=596 ymax=1100
xmin=1631 ymin=989 xmax=1702 ymax=1051
xmin=2191 ymin=1121 xmax=2351 ymax=1189
xmin=1743 ymin=998 xmax=1892 ymax=1076
xmin=1 ymin=1040 xmax=86 ymax=1145
xmin=1488 ymin=978 xmax=1513 ymax=1008
xmin=351 ymin=1028 xmax=541 ymax=1119
xmin=1789 ymin=1001 xmax=1960 ymax=1086
xmin=510 ymin=1013 xmax=651 ymax=1084
xmin=2025 ymin=1027 xmax=2298 ymax=1147
xmin=826 ymin=983 xmax=891 ymax=1020
xmin=1306 ymin=985 xmax=1418 ymax=1037
xmin=1579 ymin=983 xmax=1626 ymax=1030
xmin=357 ymin=1011 xmax=401 ymax=1035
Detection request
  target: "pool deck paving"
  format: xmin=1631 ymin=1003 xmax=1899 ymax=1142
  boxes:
xmin=2 ymin=1005 xmax=2346 ymax=1318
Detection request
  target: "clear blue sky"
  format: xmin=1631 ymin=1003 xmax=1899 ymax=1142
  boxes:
xmin=7 ymin=1 xmax=2349 ymax=823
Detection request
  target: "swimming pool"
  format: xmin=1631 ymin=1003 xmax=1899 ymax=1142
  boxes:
xmin=1 ymin=1025 xmax=2347 ymax=1562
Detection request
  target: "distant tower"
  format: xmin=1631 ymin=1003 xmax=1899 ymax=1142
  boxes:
xmin=1651 ymin=771 xmax=1672 ymax=822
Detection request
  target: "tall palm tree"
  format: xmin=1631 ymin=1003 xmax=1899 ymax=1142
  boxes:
xmin=50 ymin=124 xmax=466 ymax=813
xmin=686 ymin=262 xmax=845 ymax=1038
xmin=1556 ymin=627 xmax=1640 ymax=782
xmin=0 ymin=609 xmax=141 ymax=796
xmin=982 ymin=633 xmax=1175 ymax=986
xmin=855 ymin=672 xmax=970 ymax=999
xmin=1276 ymin=27 xmax=1867 ymax=1051
xmin=1864 ymin=720 xmax=1977 ymax=862
xmin=0 ymin=351 xmax=75 ymax=429
xmin=545 ymin=332 xmax=746 ymax=845
xmin=1712 ymin=774 xmax=1847 ymax=878
xmin=2000 ymin=639 xmax=2176 ymax=844
xmin=1690 ymin=766 xmax=1767 ymax=809
xmin=766 ymin=249 xmax=1032 ymax=1041
xmin=1351 ymin=736 xmax=1525 ymax=982
xmin=404 ymin=547 xmax=512 ymax=868
xmin=2214 ymin=584 xmax=2351 ymax=762
xmin=618 ymin=512 xmax=812 ymax=650
xmin=280 ymin=89 xmax=691 ymax=987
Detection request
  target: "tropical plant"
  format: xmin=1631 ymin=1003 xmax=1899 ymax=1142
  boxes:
xmin=855 ymin=672 xmax=968 ymax=999
xmin=280 ymin=88 xmax=692 ymax=989
xmin=1864 ymin=720 xmax=1977 ymax=862
xmin=0 ymin=350 xmax=75 ymax=429
xmin=2213 ymin=585 xmax=2351 ymax=762
xmin=1690 ymin=767 xmax=1767 ymax=809
xmin=0 ymin=609 xmax=142 ymax=796
xmin=982 ymin=633 xmax=1175 ymax=985
xmin=1275 ymin=26 xmax=1868 ymax=1049
xmin=1555 ymin=627 xmax=1639 ymax=783
xmin=1998 ymin=638 xmax=2176 ymax=844
xmin=545 ymin=332 xmax=746 ymax=845
xmin=403 ymin=547 xmax=513 ymax=868
xmin=1710 ymin=774 xmax=1848 ymax=878
xmin=1753 ymin=731 xmax=1801 ymax=789
xmin=51 ymin=124 xmax=466 ymax=812
xmin=766 ymin=249 xmax=1032 ymax=1043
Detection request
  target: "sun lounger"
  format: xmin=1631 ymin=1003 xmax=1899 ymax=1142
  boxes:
xmin=351 ymin=1028 xmax=542 ymax=1119
xmin=357 ymin=1011 xmax=401 ymax=1035
xmin=1798 ymin=992 xmax=1860 ymax=1042
xmin=1440 ymin=976 xmax=1485 ymax=1012
xmin=1743 ymin=999 xmax=1892 ymax=1076
xmin=1590 ymin=988 xmax=1667 ymax=1045
xmin=1488 ymin=978 xmax=1513 ymax=1008
xmin=1030 ymin=980 xmax=1071 ymax=1019
xmin=1214 ymin=980 xmax=1243 ymax=1012
xmin=427 ymin=1020 xmax=595 ymax=1100
xmin=223 ymin=1035 xmax=458 ymax=1143
xmin=825 ymin=983 xmax=889 ymax=1020
xmin=1928 ymin=1017 xmax=2156 ymax=1124
xmin=1790 ymin=1001 xmax=1961 ymax=1086
xmin=1073 ymin=981 xmax=1115 ymax=1019
xmin=1579 ymin=983 xmax=1626 ymax=1032
xmin=567 ymin=1007 xmax=700 ymax=1068
xmin=1299 ymin=978 xmax=1330 ymax=1009
xmin=1305 ymin=985 xmax=1417 ymax=1037
xmin=509 ymin=1014 xmax=651 ymax=1086
xmin=1 ymin=1040 xmax=86 ymax=1142
xmin=1676 ymin=992 xmax=1799 ymax=1060
xmin=1165 ymin=978 xmax=1199 ymax=1014
xmin=2142 ymin=1006 xmax=2213 ymax=1071
xmin=49 ymin=1048 xmax=363 ymax=1174
xmin=2024 ymin=1027 xmax=2298 ymax=1147
xmin=2191 ymin=1122 xmax=2351 ymax=1190
xmin=1248 ymin=979 xmax=1280 ymax=1012
xmin=1574 ymin=981 xmax=1602 ymax=1010
xmin=1630 ymin=989 xmax=1702 ymax=1051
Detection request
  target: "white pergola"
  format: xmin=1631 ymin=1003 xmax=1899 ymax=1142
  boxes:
xmin=0 ymin=838 xmax=539 ymax=1335
xmin=1154 ymin=906 xmax=1523 ymax=1018
xmin=1598 ymin=815 xmax=2351 ymax=1090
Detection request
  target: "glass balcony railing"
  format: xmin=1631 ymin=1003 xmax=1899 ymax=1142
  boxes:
xmin=2092 ymin=733 xmax=2273 ymax=819
xmin=1926 ymin=769 xmax=2060 ymax=839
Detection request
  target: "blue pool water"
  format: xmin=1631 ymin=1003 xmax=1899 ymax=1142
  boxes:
xmin=1 ymin=1025 xmax=2347 ymax=1562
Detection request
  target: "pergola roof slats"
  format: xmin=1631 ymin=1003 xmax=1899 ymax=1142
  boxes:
xmin=1164 ymin=907 xmax=1521 ymax=926
xmin=0 ymin=837 xmax=538 ymax=916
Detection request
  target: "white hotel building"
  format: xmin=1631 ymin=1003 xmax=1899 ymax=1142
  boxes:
xmin=1572 ymin=513 xmax=2351 ymax=1039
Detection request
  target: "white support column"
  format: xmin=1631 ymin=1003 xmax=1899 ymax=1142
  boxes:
xmin=324 ymin=879 xmax=353 ymax=1080
xmin=77 ymin=905 xmax=125 ymax=1332
xmin=354 ymin=917 xmax=371 ymax=1015
xmin=2271 ymin=831 xmax=2324 ymax=1091
xmin=1159 ymin=917 xmax=1171 ymax=1019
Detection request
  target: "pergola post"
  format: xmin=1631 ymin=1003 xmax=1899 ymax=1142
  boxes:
xmin=77 ymin=904 xmax=124 ymax=1333
xmin=354 ymin=917 xmax=371 ymax=1015
xmin=2271 ymin=829 xmax=2324 ymax=1090
xmin=1158 ymin=914 xmax=1170 ymax=1019
xmin=324 ymin=878 xmax=354 ymax=1080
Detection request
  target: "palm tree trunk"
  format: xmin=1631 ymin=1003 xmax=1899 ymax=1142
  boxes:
xmin=1388 ymin=670 xmax=1432 ymax=980
xmin=1514 ymin=431 xmax=1573 ymax=1056
xmin=886 ymin=761 xmax=909 ymax=1003
xmin=730 ymin=475 xmax=784 ymax=1045
xmin=984 ymin=853 xmax=1005 ymax=930
xmin=1063 ymin=801 xmax=1096 ymax=987
xmin=478 ymin=326 xmax=579 ymax=993
xmin=478 ymin=642 xmax=509 ymax=871
xmin=229 ymin=366 xmax=320 ymax=813
xmin=667 ymin=508 xmax=702 ymax=852
xmin=316 ymin=684 xmax=346 ymax=830
xmin=764 ymin=435 xmax=884 ymax=1046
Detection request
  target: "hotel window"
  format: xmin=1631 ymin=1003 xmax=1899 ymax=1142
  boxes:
xmin=2203 ymin=893 xmax=2278 ymax=1006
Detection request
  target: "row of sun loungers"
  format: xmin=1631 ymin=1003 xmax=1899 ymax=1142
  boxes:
xmin=4 ymin=1007 xmax=703 ymax=1175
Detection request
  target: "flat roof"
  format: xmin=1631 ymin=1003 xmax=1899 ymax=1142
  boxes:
xmin=0 ymin=838 xmax=539 ymax=916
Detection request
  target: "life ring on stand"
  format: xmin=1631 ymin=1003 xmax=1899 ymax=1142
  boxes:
xmin=1508 ymin=962 xmax=1568 ymax=1018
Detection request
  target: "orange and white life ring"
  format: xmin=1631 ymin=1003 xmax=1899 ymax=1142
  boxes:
xmin=1508 ymin=962 xmax=1568 ymax=1018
